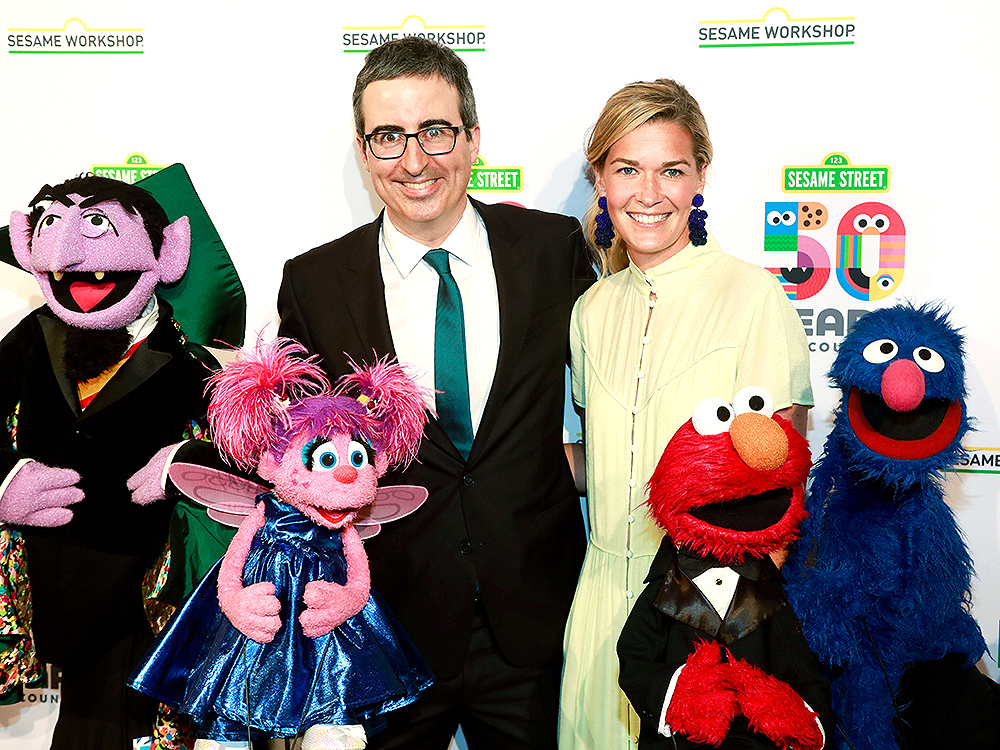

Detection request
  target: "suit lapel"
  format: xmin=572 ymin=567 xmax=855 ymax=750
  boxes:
xmin=339 ymin=214 xmax=398 ymax=363
xmin=468 ymin=200 xmax=532 ymax=464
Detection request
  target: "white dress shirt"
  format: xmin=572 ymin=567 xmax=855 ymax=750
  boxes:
xmin=378 ymin=199 xmax=500 ymax=435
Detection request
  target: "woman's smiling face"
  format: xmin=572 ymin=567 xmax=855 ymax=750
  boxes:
xmin=595 ymin=119 xmax=707 ymax=271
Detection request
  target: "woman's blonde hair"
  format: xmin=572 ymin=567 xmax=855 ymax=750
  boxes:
xmin=584 ymin=79 xmax=713 ymax=276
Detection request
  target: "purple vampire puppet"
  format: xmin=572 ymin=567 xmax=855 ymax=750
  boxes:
xmin=0 ymin=173 xmax=238 ymax=749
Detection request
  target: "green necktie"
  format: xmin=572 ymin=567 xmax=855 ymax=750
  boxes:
xmin=423 ymin=249 xmax=474 ymax=459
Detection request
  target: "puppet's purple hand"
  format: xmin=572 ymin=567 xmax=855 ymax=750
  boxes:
xmin=0 ymin=462 xmax=83 ymax=527
xmin=128 ymin=444 xmax=180 ymax=505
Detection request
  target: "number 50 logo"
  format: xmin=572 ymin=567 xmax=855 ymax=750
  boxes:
xmin=764 ymin=201 xmax=905 ymax=301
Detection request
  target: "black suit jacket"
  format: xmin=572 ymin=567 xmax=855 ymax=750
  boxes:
xmin=0 ymin=300 xmax=216 ymax=665
xmin=277 ymin=199 xmax=594 ymax=678
xmin=618 ymin=542 xmax=835 ymax=749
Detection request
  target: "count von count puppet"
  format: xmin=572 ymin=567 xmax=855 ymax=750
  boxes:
xmin=617 ymin=387 xmax=834 ymax=750
xmin=0 ymin=174 xmax=234 ymax=749
xmin=130 ymin=338 xmax=433 ymax=750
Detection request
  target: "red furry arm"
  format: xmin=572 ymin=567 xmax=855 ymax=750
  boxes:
xmin=729 ymin=659 xmax=825 ymax=750
xmin=217 ymin=501 xmax=281 ymax=643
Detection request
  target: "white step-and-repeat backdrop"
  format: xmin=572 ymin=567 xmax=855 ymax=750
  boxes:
xmin=2 ymin=2 xmax=998 ymax=747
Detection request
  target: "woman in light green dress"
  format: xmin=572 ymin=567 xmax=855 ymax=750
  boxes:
xmin=558 ymin=79 xmax=813 ymax=750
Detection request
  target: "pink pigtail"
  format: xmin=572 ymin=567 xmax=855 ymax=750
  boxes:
xmin=336 ymin=355 xmax=429 ymax=470
xmin=208 ymin=336 xmax=331 ymax=472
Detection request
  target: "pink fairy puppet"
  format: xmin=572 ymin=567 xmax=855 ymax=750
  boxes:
xmin=129 ymin=337 xmax=433 ymax=750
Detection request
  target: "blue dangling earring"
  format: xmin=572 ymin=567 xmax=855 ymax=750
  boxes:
xmin=688 ymin=193 xmax=707 ymax=246
xmin=594 ymin=196 xmax=615 ymax=249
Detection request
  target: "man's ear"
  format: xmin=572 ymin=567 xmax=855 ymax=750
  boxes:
xmin=357 ymin=134 xmax=372 ymax=174
xmin=156 ymin=215 xmax=190 ymax=284
xmin=9 ymin=212 xmax=34 ymax=272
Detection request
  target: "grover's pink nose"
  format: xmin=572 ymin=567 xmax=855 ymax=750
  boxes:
xmin=881 ymin=359 xmax=925 ymax=412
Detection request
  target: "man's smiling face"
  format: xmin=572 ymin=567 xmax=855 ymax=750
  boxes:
xmin=357 ymin=74 xmax=480 ymax=247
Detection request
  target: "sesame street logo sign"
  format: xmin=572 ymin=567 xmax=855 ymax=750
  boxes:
xmin=784 ymin=154 xmax=889 ymax=193
xmin=468 ymin=157 xmax=522 ymax=193
xmin=764 ymin=153 xmax=904 ymax=304
xmin=91 ymin=154 xmax=166 ymax=184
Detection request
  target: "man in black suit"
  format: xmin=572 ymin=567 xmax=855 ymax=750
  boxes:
xmin=277 ymin=36 xmax=594 ymax=750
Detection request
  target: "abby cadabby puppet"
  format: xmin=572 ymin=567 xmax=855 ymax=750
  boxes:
xmin=129 ymin=338 xmax=433 ymax=749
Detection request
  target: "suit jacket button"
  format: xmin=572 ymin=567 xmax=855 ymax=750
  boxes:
xmin=459 ymin=542 xmax=473 ymax=555
xmin=462 ymin=475 xmax=475 ymax=486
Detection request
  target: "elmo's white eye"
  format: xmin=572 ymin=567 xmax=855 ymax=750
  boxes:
xmin=863 ymin=339 xmax=898 ymax=364
xmin=912 ymin=346 xmax=945 ymax=373
xmin=692 ymin=397 xmax=734 ymax=435
xmin=732 ymin=386 xmax=774 ymax=418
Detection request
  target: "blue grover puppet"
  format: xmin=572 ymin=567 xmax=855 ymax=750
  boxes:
xmin=785 ymin=302 xmax=1000 ymax=750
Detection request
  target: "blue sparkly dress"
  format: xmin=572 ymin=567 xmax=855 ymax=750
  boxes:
xmin=130 ymin=493 xmax=433 ymax=741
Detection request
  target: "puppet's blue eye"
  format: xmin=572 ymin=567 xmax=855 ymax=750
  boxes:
xmin=348 ymin=440 xmax=370 ymax=468
xmin=863 ymin=339 xmax=898 ymax=364
xmin=913 ymin=347 xmax=945 ymax=373
xmin=692 ymin=397 xmax=734 ymax=435
xmin=305 ymin=440 xmax=339 ymax=471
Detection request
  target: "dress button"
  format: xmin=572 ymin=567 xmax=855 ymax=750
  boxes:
xmin=628 ymin=479 xmax=636 ymax=487
xmin=630 ymin=444 xmax=638 ymax=453
xmin=626 ymin=590 xmax=634 ymax=599
xmin=627 ymin=514 xmax=635 ymax=523
xmin=637 ymin=370 xmax=645 ymax=379
xmin=649 ymin=286 xmax=658 ymax=295
xmin=648 ymin=299 xmax=656 ymax=308
xmin=459 ymin=542 xmax=473 ymax=555
xmin=462 ymin=475 xmax=475 ymax=486
xmin=642 ymin=336 xmax=650 ymax=345
xmin=626 ymin=550 xmax=634 ymax=559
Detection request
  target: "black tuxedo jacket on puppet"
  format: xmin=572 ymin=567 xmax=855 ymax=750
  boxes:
xmin=277 ymin=199 xmax=595 ymax=678
xmin=0 ymin=299 xmax=215 ymax=667
xmin=619 ymin=543 xmax=835 ymax=750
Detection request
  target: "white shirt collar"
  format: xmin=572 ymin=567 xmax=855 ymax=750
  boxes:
xmin=127 ymin=296 xmax=159 ymax=345
xmin=381 ymin=199 xmax=482 ymax=278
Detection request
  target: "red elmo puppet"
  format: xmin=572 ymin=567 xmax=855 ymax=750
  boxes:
xmin=617 ymin=387 xmax=835 ymax=749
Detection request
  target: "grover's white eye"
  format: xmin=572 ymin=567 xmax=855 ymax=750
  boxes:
xmin=912 ymin=347 xmax=945 ymax=373
xmin=732 ymin=386 xmax=774 ymax=418
xmin=863 ymin=339 xmax=898 ymax=364
xmin=347 ymin=440 xmax=370 ymax=468
xmin=692 ymin=397 xmax=734 ymax=435
xmin=307 ymin=440 xmax=339 ymax=471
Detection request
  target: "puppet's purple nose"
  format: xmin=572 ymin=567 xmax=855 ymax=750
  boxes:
xmin=881 ymin=359 xmax=925 ymax=412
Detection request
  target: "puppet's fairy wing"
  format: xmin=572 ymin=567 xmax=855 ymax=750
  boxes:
xmin=168 ymin=462 xmax=266 ymax=528
xmin=355 ymin=485 xmax=428 ymax=540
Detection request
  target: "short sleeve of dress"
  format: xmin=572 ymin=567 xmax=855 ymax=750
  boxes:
xmin=735 ymin=276 xmax=814 ymax=410
xmin=570 ymin=296 xmax=586 ymax=410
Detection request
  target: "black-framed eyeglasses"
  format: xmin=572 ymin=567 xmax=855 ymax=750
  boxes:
xmin=363 ymin=125 xmax=468 ymax=159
